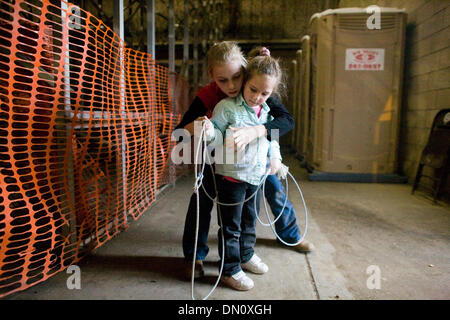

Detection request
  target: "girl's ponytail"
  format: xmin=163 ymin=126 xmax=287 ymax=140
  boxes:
xmin=247 ymin=46 xmax=271 ymax=59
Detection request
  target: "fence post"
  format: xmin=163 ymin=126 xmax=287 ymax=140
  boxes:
xmin=193 ymin=4 xmax=199 ymax=92
xmin=113 ymin=0 xmax=127 ymax=222
xmin=168 ymin=0 xmax=175 ymax=73
xmin=146 ymin=0 xmax=158 ymax=201
xmin=182 ymin=0 xmax=190 ymax=79
xmin=147 ymin=0 xmax=155 ymax=59
xmin=61 ymin=0 xmax=78 ymax=252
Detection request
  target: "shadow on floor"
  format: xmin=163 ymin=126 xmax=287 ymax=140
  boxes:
xmin=80 ymin=254 xmax=189 ymax=282
xmin=255 ymin=237 xmax=309 ymax=254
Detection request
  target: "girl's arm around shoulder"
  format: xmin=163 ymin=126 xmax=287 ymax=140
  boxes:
xmin=268 ymin=139 xmax=282 ymax=161
xmin=265 ymin=95 xmax=294 ymax=140
xmin=268 ymin=139 xmax=282 ymax=174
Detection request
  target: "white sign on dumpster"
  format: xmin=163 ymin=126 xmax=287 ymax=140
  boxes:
xmin=345 ymin=48 xmax=385 ymax=71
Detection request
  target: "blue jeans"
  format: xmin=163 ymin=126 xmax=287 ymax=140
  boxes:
xmin=182 ymin=164 xmax=215 ymax=261
xmin=263 ymin=174 xmax=301 ymax=243
xmin=182 ymin=172 xmax=301 ymax=261
xmin=216 ymin=176 xmax=260 ymax=276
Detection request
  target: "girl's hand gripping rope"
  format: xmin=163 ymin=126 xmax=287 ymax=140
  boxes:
xmin=268 ymin=158 xmax=282 ymax=175
xmin=276 ymin=163 xmax=289 ymax=179
xmin=202 ymin=117 xmax=215 ymax=140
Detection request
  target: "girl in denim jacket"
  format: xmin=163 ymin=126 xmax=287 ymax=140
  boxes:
xmin=204 ymin=54 xmax=284 ymax=291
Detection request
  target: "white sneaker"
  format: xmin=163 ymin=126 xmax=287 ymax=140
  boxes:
xmin=241 ymin=254 xmax=269 ymax=274
xmin=221 ymin=270 xmax=254 ymax=291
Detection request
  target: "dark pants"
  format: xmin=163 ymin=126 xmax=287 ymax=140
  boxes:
xmin=182 ymin=171 xmax=301 ymax=262
xmin=182 ymin=164 xmax=216 ymax=260
xmin=216 ymin=176 xmax=260 ymax=276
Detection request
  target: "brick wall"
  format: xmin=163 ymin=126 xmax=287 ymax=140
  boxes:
xmin=340 ymin=0 xmax=450 ymax=185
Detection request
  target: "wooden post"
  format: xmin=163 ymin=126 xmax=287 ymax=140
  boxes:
xmin=295 ymin=49 xmax=303 ymax=154
xmin=290 ymin=59 xmax=298 ymax=150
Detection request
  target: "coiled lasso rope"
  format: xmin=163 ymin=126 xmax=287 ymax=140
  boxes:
xmin=190 ymin=121 xmax=309 ymax=300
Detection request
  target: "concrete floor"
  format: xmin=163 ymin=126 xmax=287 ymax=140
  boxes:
xmin=4 ymin=154 xmax=450 ymax=300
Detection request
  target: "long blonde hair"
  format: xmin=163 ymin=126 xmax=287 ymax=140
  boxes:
xmin=206 ymin=41 xmax=247 ymax=76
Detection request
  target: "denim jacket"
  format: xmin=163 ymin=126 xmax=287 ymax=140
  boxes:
xmin=209 ymin=94 xmax=282 ymax=186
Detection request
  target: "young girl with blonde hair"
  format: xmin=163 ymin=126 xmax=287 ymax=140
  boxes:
xmin=175 ymin=41 xmax=313 ymax=283
xmin=203 ymin=53 xmax=285 ymax=290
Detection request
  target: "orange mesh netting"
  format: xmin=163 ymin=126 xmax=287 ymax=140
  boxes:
xmin=0 ymin=0 xmax=191 ymax=297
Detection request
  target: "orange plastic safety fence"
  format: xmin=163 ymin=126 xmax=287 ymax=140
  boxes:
xmin=0 ymin=0 xmax=191 ymax=297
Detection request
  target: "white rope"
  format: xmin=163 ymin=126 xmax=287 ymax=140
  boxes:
xmin=190 ymin=121 xmax=309 ymax=300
